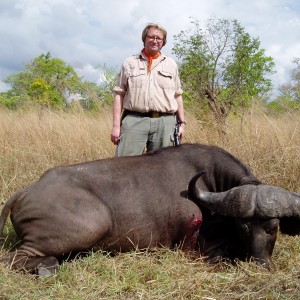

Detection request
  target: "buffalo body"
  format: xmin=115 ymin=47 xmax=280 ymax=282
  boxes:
xmin=1 ymin=144 xmax=300 ymax=275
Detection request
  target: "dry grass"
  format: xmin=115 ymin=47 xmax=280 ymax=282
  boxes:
xmin=0 ymin=107 xmax=300 ymax=299
xmin=0 ymin=108 xmax=115 ymax=203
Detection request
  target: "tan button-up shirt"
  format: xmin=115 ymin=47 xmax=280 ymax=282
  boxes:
xmin=113 ymin=51 xmax=183 ymax=113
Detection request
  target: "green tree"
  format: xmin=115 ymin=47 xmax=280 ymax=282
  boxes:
xmin=1 ymin=53 xmax=86 ymax=109
xmin=0 ymin=53 xmax=117 ymax=110
xmin=173 ymin=18 xmax=275 ymax=133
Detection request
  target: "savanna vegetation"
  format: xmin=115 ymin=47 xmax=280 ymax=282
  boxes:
xmin=0 ymin=18 xmax=300 ymax=299
xmin=0 ymin=107 xmax=299 ymax=299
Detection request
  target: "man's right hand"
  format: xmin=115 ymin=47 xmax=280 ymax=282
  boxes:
xmin=111 ymin=126 xmax=121 ymax=145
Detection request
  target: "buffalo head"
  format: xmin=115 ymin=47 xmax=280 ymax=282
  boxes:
xmin=188 ymin=172 xmax=300 ymax=267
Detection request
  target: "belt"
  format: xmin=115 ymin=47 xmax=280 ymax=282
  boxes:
xmin=124 ymin=110 xmax=174 ymax=118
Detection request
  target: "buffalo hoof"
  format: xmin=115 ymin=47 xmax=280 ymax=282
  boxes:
xmin=37 ymin=266 xmax=55 ymax=276
xmin=36 ymin=260 xmax=60 ymax=277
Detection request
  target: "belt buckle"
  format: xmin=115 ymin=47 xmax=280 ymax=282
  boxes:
xmin=152 ymin=112 xmax=160 ymax=118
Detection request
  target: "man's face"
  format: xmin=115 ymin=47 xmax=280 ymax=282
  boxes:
xmin=144 ymin=27 xmax=164 ymax=55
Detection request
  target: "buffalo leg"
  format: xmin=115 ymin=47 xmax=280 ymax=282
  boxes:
xmin=3 ymin=246 xmax=59 ymax=276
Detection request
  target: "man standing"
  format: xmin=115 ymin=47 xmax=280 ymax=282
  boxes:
xmin=111 ymin=23 xmax=186 ymax=156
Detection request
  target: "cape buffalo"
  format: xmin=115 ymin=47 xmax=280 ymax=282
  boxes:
xmin=0 ymin=144 xmax=300 ymax=275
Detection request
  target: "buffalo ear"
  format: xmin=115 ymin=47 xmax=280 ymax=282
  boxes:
xmin=280 ymin=217 xmax=300 ymax=235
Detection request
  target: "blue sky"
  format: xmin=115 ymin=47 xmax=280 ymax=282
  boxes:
xmin=1 ymin=0 xmax=300 ymax=98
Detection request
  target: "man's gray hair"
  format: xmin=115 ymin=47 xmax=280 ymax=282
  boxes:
xmin=142 ymin=23 xmax=167 ymax=46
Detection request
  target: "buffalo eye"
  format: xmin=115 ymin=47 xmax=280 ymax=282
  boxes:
xmin=263 ymin=219 xmax=279 ymax=235
xmin=236 ymin=220 xmax=250 ymax=235
xmin=241 ymin=223 xmax=250 ymax=234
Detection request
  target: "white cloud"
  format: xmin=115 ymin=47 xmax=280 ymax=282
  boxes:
xmin=1 ymin=0 xmax=300 ymax=98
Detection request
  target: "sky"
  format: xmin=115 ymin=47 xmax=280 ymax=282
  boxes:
xmin=1 ymin=0 xmax=300 ymax=98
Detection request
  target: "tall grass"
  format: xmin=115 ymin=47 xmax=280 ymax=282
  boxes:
xmin=0 ymin=108 xmax=300 ymax=299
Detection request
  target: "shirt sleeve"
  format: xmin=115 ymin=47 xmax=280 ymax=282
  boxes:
xmin=113 ymin=64 xmax=128 ymax=95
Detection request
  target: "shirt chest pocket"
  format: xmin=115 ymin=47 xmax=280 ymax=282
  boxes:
xmin=157 ymin=70 xmax=174 ymax=89
xmin=129 ymin=71 xmax=146 ymax=88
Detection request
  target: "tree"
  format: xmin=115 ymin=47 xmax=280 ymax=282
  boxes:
xmin=73 ymin=65 xmax=117 ymax=110
xmin=1 ymin=53 xmax=91 ymax=109
xmin=0 ymin=53 xmax=117 ymax=110
xmin=290 ymin=58 xmax=300 ymax=102
xmin=278 ymin=59 xmax=300 ymax=101
xmin=267 ymin=58 xmax=300 ymax=114
xmin=173 ymin=18 xmax=275 ymax=133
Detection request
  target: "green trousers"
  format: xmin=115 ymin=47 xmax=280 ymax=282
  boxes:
xmin=116 ymin=114 xmax=176 ymax=156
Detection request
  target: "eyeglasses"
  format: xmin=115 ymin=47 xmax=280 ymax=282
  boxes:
xmin=146 ymin=35 xmax=163 ymax=42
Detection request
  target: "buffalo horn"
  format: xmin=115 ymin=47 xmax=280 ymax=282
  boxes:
xmin=188 ymin=173 xmax=300 ymax=218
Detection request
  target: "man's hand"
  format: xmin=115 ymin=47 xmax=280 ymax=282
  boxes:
xmin=178 ymin=122 xmax=185 ymax=139
xmin=111 ymin=126 xmax=121 ymax=145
